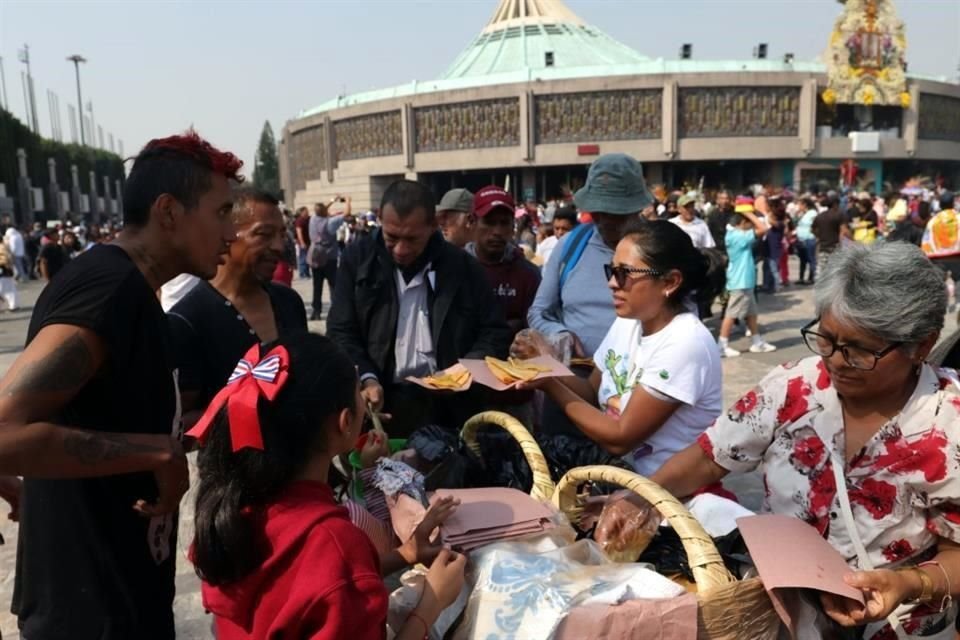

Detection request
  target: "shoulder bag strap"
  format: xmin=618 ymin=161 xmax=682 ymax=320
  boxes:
xmin=830 ymin=455 xmax=909 ymax=639
xmin=559 ymin=223 xmax=595 ymax=289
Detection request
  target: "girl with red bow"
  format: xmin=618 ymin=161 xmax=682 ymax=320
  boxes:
xmin=188 ymin=333 xmax=465 ymax=639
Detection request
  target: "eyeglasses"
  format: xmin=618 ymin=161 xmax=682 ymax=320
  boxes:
xmin=800 ymin=318 xmax=901 ymax=371
xmin=604 ymin=263 xmax=663 ymax=288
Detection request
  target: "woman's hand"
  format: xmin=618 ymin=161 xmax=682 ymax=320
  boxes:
xmin=399 ymin=496 xmax=460 ymax=565
xmin=515 ymin=376 xmax=564 ymax=396
xmin=819 ymin=569 xmax=911 ymax=626
xmin=594 ymin=490 xmax=660 ymax=561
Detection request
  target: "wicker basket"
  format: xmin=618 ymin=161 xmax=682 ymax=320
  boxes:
xmin=553 ymin=465 xmax=782 ymax=640
xmin=460 ymin=411 xmax=556 ymax=503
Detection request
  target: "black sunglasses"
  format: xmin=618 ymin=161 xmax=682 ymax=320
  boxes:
xmin=800 ymin=318 xmax=901 ymax=371
xmin=604 ymin=263 xmax=663 ymax=288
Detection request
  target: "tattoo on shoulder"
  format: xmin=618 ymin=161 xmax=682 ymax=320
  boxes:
xmin=4 ymin=332 xmax=94 ymax=396
xmin=63 ymin=431 xmax=164 ymax=465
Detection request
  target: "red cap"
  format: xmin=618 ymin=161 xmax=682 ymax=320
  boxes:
xmin=473 ymin=186 xmax=516 ymax=218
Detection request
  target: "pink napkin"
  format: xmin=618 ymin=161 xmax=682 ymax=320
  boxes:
xmin=433 ymin=487 xmax=555 ymax=551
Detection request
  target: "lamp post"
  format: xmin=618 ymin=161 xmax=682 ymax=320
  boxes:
xmin=66 ymin=54 xmax=86 ymax=146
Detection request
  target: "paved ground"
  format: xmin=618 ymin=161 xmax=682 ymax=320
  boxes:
xmin=0 ymin=261 xmax=952 ymax=637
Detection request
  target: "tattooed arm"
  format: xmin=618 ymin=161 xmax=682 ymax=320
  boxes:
xmin=0 ymin=324 xmax=187 ymax=514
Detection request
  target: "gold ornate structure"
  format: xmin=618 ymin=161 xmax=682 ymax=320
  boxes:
xmin=824 ymin=0 xmax=908 ymax=107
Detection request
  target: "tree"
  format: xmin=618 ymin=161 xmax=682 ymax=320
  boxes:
xmin=251 ymin=121 xmax=280 ymax=197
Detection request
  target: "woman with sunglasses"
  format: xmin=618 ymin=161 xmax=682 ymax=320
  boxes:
xmin=598 ymin=241 xmax=960 ymax=639
xmin=518 ymin=219 xmax=720 ymax=478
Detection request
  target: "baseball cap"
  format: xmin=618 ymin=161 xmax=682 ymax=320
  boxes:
xmin=438 ymin=188 xmax=473 ymax=214
xmin=473 ymin=186 xmax=516 ymax=218
xmin=678 ymin=194 xmax=697 ymax=208
xmin=574 ymin=153 xmax=653 ymax=215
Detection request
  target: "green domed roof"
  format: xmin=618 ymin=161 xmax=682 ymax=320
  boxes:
xmin=440 ymin=0 xmax=650 ymax=80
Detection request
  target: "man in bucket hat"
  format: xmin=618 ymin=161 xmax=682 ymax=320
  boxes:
xmin=522 ymin=153 xmax=652 ymax=437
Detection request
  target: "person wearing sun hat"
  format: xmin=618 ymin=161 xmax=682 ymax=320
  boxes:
xmin=519 ymin=153 xmax=652 ymax=437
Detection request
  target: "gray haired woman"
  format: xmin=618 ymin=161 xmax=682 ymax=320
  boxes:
xmin=598 ymin=242 xmax=960 ymax=639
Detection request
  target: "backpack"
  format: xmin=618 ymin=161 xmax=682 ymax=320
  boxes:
xmin=308 ymin=218 xmax=338 ymax=269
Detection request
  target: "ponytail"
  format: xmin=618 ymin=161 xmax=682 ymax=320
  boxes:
xmin=192 ymin=473 xmax=260 ymax=585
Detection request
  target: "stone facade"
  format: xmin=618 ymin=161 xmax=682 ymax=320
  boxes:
xmin=535 ymin=89 xmax=661 ymax=144
xmin=918 ymin=94 xmax=960 ymax=142
xmin=415 ymin=99 xmax=520 ymax=152
xmin=334 ymin=111 xmax=403 ymax=161
xmin=287 ymin=124 xmax=324 ymax=193
xmin=678 ymin=87 xmax=801 ymax=138
xmin=283 ymin=72 xmax=960 ymax=210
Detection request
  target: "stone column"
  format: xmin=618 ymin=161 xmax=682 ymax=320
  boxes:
xmin=401 ymin=104 xmax=415 ymax=170
xmin=16 ymin=149 xmax=33 ymax=227
xmin=88 ymin=170 xmax=100 ymax=225
xmin=520 ymin=91 xmax=534 ymax=162
xmin=70 ymin=165 xmax=83 ymax=218
xmin=903 ymin=83 xmax=920 ymax=158
xmin=661 ymin=81 xmax=677 ymax=160
xmin=102 ymin=175 xmax=112 ymax=217
xmin=115 ymin=179 xmax=123 ymax=219
xmin=47 ymin=158 xmax=62 ymax=221
xmin=323 ymin=116 xmax=335 ymax=183
xmin=799 ymin=79 xmax=818 ymax=157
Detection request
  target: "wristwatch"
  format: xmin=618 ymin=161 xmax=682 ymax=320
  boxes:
xmin=900 ymin=566 xmax=935 ymax=605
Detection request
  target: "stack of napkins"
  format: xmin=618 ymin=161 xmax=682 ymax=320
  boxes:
xmin=434 ymin=487 xmax=555 ymax=552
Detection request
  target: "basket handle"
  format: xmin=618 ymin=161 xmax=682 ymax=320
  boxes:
xmin=553 ymin=465 xmax=736 ymax=590
xmin=460 ymin=411 xmax=555 ymax=503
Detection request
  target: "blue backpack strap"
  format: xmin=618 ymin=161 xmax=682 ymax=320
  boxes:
xmin=558 ymin=224 xmax=595 ymax=289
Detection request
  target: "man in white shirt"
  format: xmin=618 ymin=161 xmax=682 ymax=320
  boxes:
xmin=669 ymin=195 xmax=715 ymax=250
xmin=4 ymin=226 xmax=28 ymax=281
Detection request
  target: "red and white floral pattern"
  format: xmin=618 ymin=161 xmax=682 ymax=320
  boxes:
xmin=698 ymin=357 xmax=960 ymax=638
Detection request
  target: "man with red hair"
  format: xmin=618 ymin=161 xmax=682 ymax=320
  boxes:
xmin=1 ymin=130 xmax=241 ymax=639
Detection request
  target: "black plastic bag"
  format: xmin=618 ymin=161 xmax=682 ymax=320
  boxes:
xmin=638 ymin=527 xmax=751 ymax=581
xmin=536 ymin=433 xmax=631 ymax=489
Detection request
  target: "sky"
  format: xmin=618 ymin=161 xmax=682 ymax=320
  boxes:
xmin=1 ymin=0 xmax=958 ymax=176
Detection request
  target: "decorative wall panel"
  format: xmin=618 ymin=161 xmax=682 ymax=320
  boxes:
xmin=414 ymin=99 xmax=520 ymax=152
xmin=678 ymin=87 xmax=800 ymax=138
xmin=334 ymin=111 xmax=402 ymax=161
xmin=918 ymin=94 xmax=960 ymax=142
xmin=535 ymin=90 xmax=662 ymax=143
xmin=288 ymin=125 xmax=324 ymax=193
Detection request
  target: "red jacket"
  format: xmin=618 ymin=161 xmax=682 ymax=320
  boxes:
xmin=200 ymin=481 xmax=387 ymax=639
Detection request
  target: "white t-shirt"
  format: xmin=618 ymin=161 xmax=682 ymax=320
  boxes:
xmin=593 ymin=312 xmax=722 ymax=477
xmin=669 ymin=217 xmax=716 ymax=249
xmin=160 ymin=274 xmax=201 ymax=312
xmin=4 ymin=229 xmax=24 ymax=257
xmin=535 ymin=235 xmax=558 ymax=265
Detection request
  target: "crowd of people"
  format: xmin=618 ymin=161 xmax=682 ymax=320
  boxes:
xmin=0 ymin=130 xmax=956 ymax=639
xmin=0 ymin=218 xmax=123 ymax=312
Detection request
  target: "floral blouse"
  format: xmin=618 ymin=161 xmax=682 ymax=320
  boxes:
xmin=698 ymin=357 xmax=960 ymax=637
